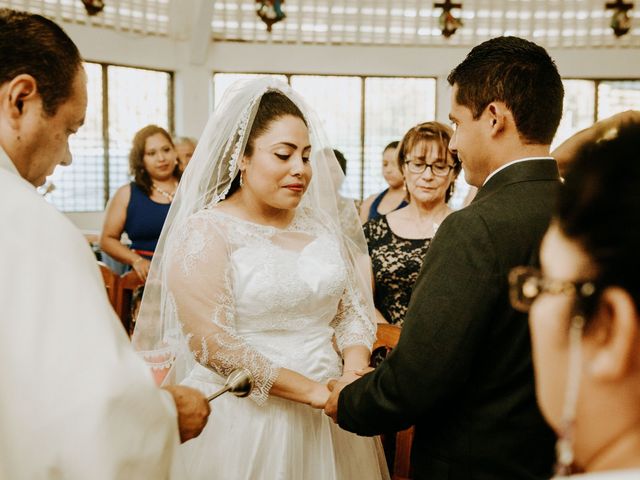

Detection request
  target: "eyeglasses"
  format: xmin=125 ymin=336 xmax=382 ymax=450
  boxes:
xmin=404 ymin=158 xmax=456 ymax=176
xmin=508 ymin=266 xmax=597 ymax=313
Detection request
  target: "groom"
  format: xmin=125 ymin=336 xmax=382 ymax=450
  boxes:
xmin=0 ymin=9 xmax=210 ymax=478
xmin=325 ymin=36 xmax=563 ymax=479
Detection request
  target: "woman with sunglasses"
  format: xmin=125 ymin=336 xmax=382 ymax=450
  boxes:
xmin=363 ymin=122 xmax=461 ymax=326
xmin=509 ymin=122 xmax=640 ymax=478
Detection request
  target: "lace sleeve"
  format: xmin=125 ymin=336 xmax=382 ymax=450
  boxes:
xmin=165 ymin=213 xmax=280 ymax=405
xmin=330 ymin=272 xmax=377 ymax=353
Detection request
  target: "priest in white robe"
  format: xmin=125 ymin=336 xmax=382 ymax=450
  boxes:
xmin=0 ymin=9 xmax=209 ymax=479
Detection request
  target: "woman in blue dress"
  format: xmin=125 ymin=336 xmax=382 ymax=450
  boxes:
xmin=100 ymin=125 xmax=181 ymax=281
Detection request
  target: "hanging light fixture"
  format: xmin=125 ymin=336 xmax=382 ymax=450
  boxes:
xmin=605 ymin=0 xmax=634 ymax=37
xmin=434 ymin=0 xmax=464 ymax=38
xmin=81 ymin=0 xmax=105 ymax=16
xmin=256 ymin=0 xmax=286 ymax=32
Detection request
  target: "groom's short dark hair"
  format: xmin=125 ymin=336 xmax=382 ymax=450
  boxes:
xmin=448 ymin=36 xmax=563 ymax=145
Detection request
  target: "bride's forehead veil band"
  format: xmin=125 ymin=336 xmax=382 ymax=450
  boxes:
xmin=131 ymin=77 xmax=375 ymax=385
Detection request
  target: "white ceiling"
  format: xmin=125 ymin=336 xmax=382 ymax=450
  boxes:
xmin=2 ymin=0 xmax=639 ymax=48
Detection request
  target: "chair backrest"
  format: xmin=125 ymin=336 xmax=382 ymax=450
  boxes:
xmin=97 ymin=261 xmax=118 ymax=309
xmin=115 ymin=270 xmax=145 ymax=336
xmin=371 ymin=324 xmax=415 ymax=480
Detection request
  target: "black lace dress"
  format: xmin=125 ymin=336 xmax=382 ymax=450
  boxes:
xmin=363 ymin=215 xmax=432 ymax=326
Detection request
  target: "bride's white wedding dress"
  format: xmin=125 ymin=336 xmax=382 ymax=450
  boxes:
xmin=166 ymin=207 xmax=389 ymax=479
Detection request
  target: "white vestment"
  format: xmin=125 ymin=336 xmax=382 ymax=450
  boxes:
xmin=0 ymin=148 xmax=185 ymax=479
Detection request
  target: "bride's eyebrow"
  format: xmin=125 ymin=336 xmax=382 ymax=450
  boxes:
xmin=272 ymin=142 xmax=298 ymax=149
xmin=272 ymin=142 xmax=311 ymax=151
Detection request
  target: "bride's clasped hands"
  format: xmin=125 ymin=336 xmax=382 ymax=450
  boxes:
xmin=324 ymin=366 xmax=374 ymax=420
xmin=307 ymin=366 xmax=373 ymax=410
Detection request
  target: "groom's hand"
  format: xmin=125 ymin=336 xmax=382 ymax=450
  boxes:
xmin=163 ymin=385 xmax=211 ymax=443
xmin=324 ymin=379 xmax=347 ymax=423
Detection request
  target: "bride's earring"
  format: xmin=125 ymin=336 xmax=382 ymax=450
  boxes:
xmin=555 ymin=314 xmax=585 ymax=476
xmin=240 ymin=170 xmax=244 ymax=187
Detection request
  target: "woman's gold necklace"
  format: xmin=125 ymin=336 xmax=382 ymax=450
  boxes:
xmin=151 ymin=182 xmax=176 ymax=202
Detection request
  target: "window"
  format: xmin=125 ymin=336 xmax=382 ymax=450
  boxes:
xmin=212 ymin=73 xmax=437 ymax=200
xmin=554 ymin=80 xmax=596 ymax=148
xmin=290 ymin=76 xmax=363 ymax=199
xmin=363 ymin=77 xmax=436 ymax=198
xmin=598 ymin=81 xmax=640 ymax=120
xmin=555 ymin=79 xmax=640 ymax=148
xmin=107 ymin=66 xmax=172 ymax=199
xmin=45 ymin=62 xmax=104 ymax=211
xmin=46 ymin=62 xmax=173 ymax=212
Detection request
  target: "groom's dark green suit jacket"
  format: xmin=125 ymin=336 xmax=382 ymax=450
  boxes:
xmin=338 ymin=159 xmax=559 ymax=480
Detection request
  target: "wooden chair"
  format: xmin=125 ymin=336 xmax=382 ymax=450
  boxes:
xmin=97 ymin=261 xmax=119 ymax=310
xmin=371 ymin=324 xmax=415 ymax=480
xmin=115 ymin=269 xmax=145 ymax=336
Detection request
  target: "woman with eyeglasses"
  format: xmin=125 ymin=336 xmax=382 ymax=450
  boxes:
xmin=509 ymin=122 xmax=640 ymax=478
xmin=363 ymin=122 xmax=461 ymax=326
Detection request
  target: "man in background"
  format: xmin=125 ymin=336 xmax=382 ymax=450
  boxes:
xmin=174 ymin=135 xmax=197 ymax=170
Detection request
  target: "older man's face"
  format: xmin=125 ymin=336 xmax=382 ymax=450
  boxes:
xmin=175 ymin=141 xmax=195 ymax=169
xmin=21 ymin=68 xmax=87 ymax=186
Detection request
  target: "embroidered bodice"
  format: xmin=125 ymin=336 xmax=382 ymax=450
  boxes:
xmin=165 ymin=207 xmax=375 ymax=404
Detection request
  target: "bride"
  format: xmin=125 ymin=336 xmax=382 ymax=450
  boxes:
xmin=132 ymin=78 xmax=389 ymax=479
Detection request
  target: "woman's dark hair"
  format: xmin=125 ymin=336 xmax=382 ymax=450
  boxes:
xmin=396 ymin=121 xmax=461 ymax=203
xmin=447 ymin=36 xmax=563 ymax=145
xmin=333 ymin=149 xmax=347 ymax=174
xmin=557 ymin=123 xmax=640 ymax=318
xmin=244 ymin=91 xmax=307 ymax=157
xmin=0 ymin=9 xmax=83 ymax=116
xmin=227 ymin=91 xmax=307 ymax=196
xmin=129 ymin=125 xmax=181 ymax=196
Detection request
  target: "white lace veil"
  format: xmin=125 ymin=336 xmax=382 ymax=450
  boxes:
xmin=131 ymin=77 xmax=375 ymax=394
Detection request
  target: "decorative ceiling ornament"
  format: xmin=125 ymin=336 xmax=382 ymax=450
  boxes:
xmin=256 ymin=0 xmax=286 ymax=32
xmin=605 ymin=0 xmax=634 ymax=37
xmin=434 ymin=0 xmax=463 ymax=38
xmin=81 ymin=0 xmax=105 ymax=16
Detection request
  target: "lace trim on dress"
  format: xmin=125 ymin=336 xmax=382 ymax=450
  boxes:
xmin=331 ymin=274 xmax=377 ymax=353
xmin=211 ymin=92 xmax=263 ymax=205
